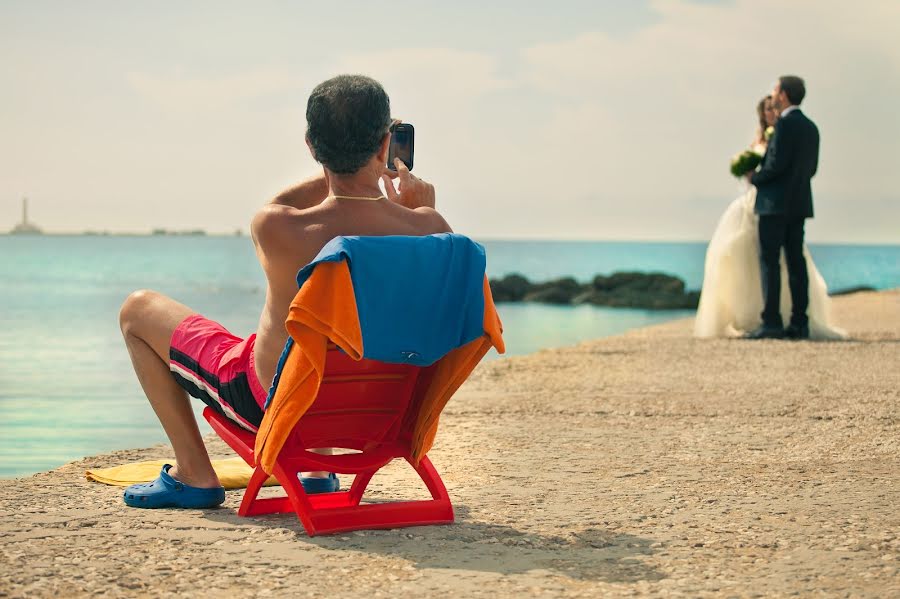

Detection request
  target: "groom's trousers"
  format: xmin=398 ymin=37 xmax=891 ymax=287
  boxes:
xmin=758 ymin=215 xmax=809 ymax=329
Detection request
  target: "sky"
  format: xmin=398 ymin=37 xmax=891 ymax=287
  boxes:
xmin=1 ymin=0 xmax=898 ymax=243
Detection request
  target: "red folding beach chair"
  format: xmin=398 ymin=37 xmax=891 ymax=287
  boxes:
xmin=202 ymin=345 xmax=453 ymax=537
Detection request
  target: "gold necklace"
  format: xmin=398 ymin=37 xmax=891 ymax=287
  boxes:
xmin=328 ymin=194 xmax=385 ymax=201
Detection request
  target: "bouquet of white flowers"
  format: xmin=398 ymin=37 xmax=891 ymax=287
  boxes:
xmin=730 ymin=148 xmax=764 ymax=178
xmin=729 ymin=126 xmax=774 ymax=178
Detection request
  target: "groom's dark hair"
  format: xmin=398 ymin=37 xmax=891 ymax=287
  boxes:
xmin=779 ymin=75 xmax=806 ymax=105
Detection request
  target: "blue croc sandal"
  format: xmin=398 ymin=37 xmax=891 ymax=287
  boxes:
xmin=123 ymin=464 xmax=225 ymax=509
xmin=300 ymin=472 xmax=340 ymax=494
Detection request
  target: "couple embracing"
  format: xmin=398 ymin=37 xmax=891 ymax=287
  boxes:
xmin=695 ymin=75 xmax=845 ymax=341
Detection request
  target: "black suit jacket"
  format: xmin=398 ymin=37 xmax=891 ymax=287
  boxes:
xmin=751 ymin=108 xmax=819 ymax=219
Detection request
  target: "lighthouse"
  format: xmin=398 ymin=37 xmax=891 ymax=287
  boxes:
xmin=11 ymin=197 xmax=43 ymax=234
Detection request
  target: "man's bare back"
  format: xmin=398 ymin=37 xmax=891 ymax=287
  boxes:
xmin=251 ymin=165 xmax=450 ymax=389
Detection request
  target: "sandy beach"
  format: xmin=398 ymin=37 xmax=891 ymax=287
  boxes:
xmin=1 ymin=290 xmax=897 ymax=597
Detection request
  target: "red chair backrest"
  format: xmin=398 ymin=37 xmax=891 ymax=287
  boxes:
xmin=282 ymin=346 xmax=423 ymax=452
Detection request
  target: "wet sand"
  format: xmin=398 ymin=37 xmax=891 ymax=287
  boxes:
xmin=1 ymin=290 xmax=898 ymax=597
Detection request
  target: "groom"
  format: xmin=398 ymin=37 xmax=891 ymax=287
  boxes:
xmin=746 ymin=75 xmax=819 ymax=340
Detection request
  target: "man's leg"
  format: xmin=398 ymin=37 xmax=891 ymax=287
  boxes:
xmin=119 ymin=290 xmax=220 ymax=488
xmin=757 ymin=215 xmax=785 ymax=329
xmin=784 ymin=218 xmax=810 ymax=328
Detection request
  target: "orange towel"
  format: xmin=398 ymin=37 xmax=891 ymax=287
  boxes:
xmin=254 ymin=261 xmax=504 ymax=474
xmin=408 ymin=277 xmax=504 ymax=462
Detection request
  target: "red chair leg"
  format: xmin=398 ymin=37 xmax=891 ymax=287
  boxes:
xmin=347 ymin=470 xmax=376 ymax=505
xmin=237 ymin=465 xmax=270 ymax=517
xmin=275 ymin=462 xmax=319 ymax=536
xmin=411 ymin=456 xmax=451 ymax=502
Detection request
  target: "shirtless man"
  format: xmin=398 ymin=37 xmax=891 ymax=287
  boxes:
xmin=119 ymin=75 xmax=450 ymax=508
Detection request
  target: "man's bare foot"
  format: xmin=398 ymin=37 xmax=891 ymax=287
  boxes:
xmin=168 ymin=463 xmax=222 ymax=489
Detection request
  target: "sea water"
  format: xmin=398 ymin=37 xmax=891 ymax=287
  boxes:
xmin=1 ymin=235 xmax=897 ymax=477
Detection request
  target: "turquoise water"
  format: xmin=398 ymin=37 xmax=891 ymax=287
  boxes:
xmin=1 ymin=236 xmax=898 ymax=478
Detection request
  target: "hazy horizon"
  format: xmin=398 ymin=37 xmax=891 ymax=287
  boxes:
xmin=2 ymin=1 xmax=898 ymax=244
xmin=5 ymin=229 xmax=900 ymax=248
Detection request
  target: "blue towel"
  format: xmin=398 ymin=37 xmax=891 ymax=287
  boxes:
xmin=295 ymin=233 xmax=486 ymax=367
xmin=263 ymin=233 xmax=490 ymax=410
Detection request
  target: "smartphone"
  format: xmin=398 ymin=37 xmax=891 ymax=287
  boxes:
xmin=387 ymin=123 xmax=414 ymax=171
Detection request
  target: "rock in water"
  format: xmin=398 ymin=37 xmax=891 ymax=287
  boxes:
xmin=523 ymin=277 xmax=581 ymax=304
xmin=488 ymin=271 xmax=699 ymax=310
xmin=489 ymin=273 xmax=532 ymax=302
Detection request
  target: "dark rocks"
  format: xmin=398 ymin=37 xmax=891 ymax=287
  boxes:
xmin=593 ymin=272 xmax=685 ymax=295
xmin=489 ymin=274 xmax=531 ymax=302
xmin=829 ymin=285 xmax=876 ymax=297
xmin=489 ymin=272 xmax=700 ymax=310
xmin=523 ymin=277 xmax=581 ymax=304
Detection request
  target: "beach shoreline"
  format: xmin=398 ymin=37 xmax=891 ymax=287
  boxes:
xmin=1 ymin=289 xmax=898 ymax=597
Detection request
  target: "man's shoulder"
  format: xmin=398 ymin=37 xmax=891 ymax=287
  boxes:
xmin=253 ymin=203 xmax=300 ymax=237
xmin=801 ymin=111 xmax=818 ymax=131
xmin=363 ymin=201 xmax=452 ymax=235
xmin=789 ymin=109 xmax=816 ymax=125
xmin=789 ymin=110 xmax=818 ymax=139
xmin=780 ymin=111 xmax=801 ymax=125
xmin=251 ymin=204 xmax=326 ymax=252
xmin=410 ymin=206 xmax=452 ymax=234
xmin=775 ymin=111 xmax=810 ymax=136
xmin=251 ymin=204 xmax=338 ymax=283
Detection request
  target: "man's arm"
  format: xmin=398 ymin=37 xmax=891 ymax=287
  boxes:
xmin=270 ymin=171 xmax=329 ymax=210
xmin=751 ymin=118 xmax=794 ymax=187
xmin=810 ymin=123 xmax=820 ymax=177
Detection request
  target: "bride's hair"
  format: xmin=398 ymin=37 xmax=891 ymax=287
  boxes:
xmin=755 ymin=95 xmax=771 ymax=144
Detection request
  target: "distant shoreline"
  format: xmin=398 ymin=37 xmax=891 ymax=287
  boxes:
xmin=1 ymin=230 xmax=246 ymax=238
xmin=1 ymin=232 xmax=898 ymax=248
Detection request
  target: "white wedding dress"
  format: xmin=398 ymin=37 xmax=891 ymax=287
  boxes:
xmin=694 ymin=144 xmax=846 ymax=339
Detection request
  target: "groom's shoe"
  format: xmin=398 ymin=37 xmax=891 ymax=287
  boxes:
xmin=784 ymin=323 xmax=810 ymax=340
xmin=744 ymin=325 xmax=785 ymax=340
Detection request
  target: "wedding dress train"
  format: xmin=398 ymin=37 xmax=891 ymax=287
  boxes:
xmin=694 ymin=184 xmax=846 ymax=340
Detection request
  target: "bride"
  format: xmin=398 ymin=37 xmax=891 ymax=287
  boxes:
xmin=694 ymin=95 xmax=845 ymax=339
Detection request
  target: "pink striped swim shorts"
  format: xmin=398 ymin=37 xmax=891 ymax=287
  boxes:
xmin=168 ymin=314 xmax=267 ymax=432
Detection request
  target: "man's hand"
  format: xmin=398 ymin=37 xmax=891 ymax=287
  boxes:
xmin=381 ymin=158 xmax=435 ymax=210
xmin=745 ymin=172 xmax=755 ymax=185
